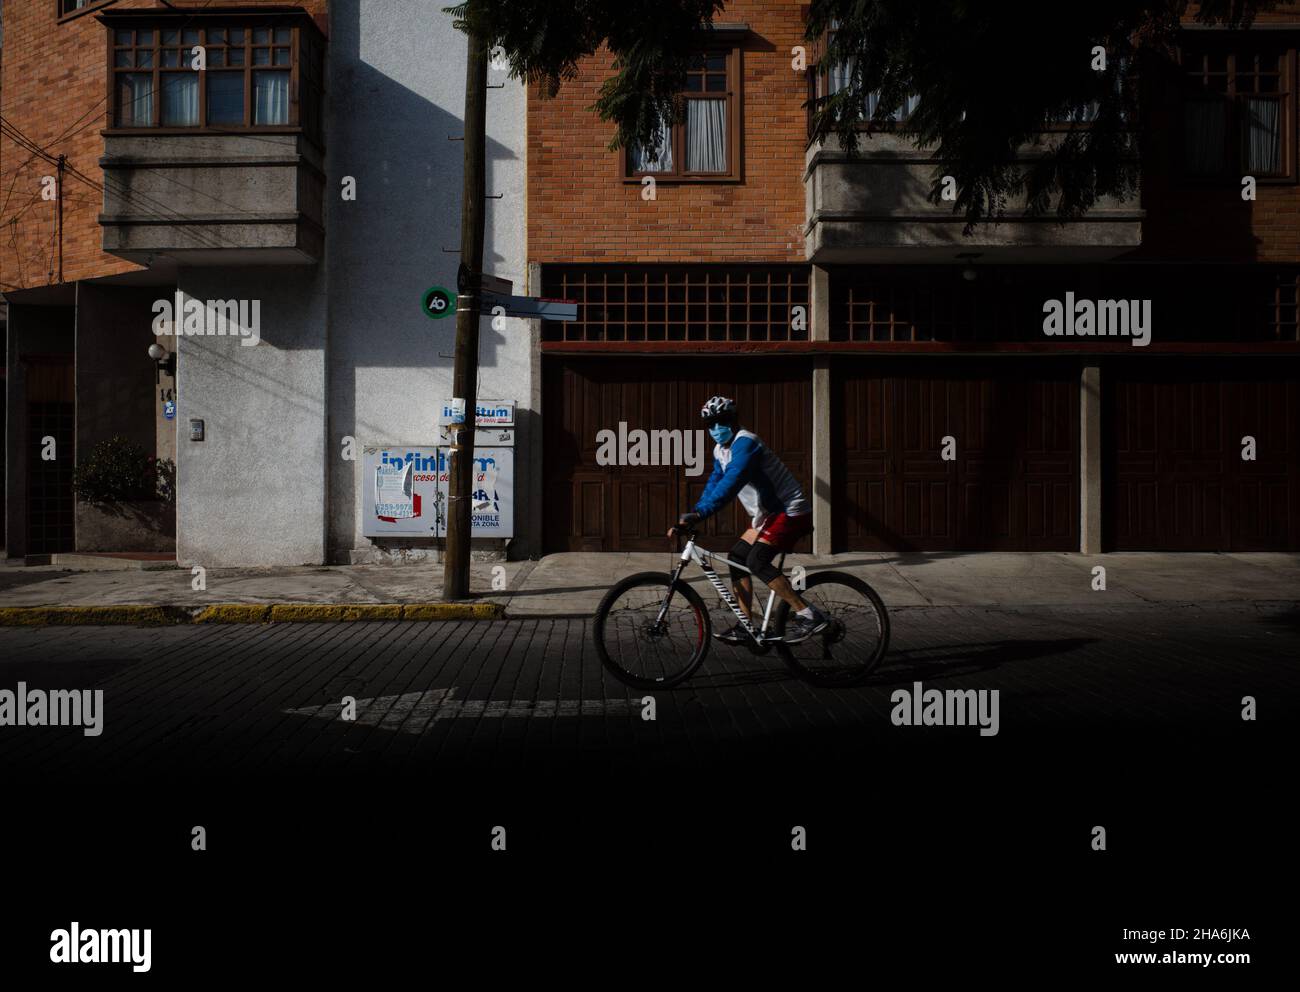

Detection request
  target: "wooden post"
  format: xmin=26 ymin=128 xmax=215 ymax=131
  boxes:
xmin=56 ymin=155 xmax=65 ymax=285
xmin=442 ymin=24 xmax=489 ymax=600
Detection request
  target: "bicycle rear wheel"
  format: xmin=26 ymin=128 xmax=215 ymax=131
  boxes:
xmin=592 ymin=572 xmax=711 ymax=689
xmin=774 ymin=571 xmax=889 ymax=687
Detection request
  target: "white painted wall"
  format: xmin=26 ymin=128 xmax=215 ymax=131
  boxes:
xmin=174 ymin=269 xmax=329 ymax=566
xmin=325 ymin=0 xmax=529 ymax=562
xmin=175 ymin=0 xmax=529 ymax=566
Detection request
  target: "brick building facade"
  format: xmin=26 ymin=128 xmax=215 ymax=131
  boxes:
xmin=2 ymin=1 xmax=531 ymax=565
xmin=1 ymin=1 xmax=328 ymax=293
xmin=529 ymin=0 xmax=1300 ymax=554
xmin=4 ymin=1 xmax=1299 ymax=562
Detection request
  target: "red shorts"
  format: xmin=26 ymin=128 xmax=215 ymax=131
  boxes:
xmin=756 ymin=511 xmax=813 ymax=552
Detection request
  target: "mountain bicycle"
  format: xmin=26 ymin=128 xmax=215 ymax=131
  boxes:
xmin=592 ymin=526 xmax=890 ymax=689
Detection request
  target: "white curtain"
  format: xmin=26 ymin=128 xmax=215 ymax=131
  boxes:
xmin=1244 ymin=97 xmax=1281 ymax=173
xmin=631 ymin=126 xmax=673 ymax=172
xmin=1057 ymin=101 xmax=1100 ymax=123
xmin=161 ymin=74 xmax=198 ymax=126
xmin=831 ymin=60 xmax=917 ymax=122
xmin=866 ymin=91 xmax=920 ymax=121
xmin=1184 ymin=99 xmax=1227 ymax=175
xmin=120 ymin=74 xmax=154 ymax=126
xmin=254 ymin=71 xmax=290 ymax=125
xmin=687 ymin=99 xmax=726 ymax=171
xmin=828 ymin=58 xmax=855 ymax=95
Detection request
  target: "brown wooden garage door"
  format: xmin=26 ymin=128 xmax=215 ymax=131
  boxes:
xmin=1106 ymin=360 xmax=1300 ymax=550
xmin=834 ymin=359 xmax=1080 ymax=551
xmin=543 ymin=357 xmax=813 ymax=552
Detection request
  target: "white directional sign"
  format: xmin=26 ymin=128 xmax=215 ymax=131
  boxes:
xmin=482 ymin=291 xmax=578 ymax=321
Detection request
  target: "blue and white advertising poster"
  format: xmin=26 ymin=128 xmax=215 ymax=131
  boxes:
xmin=361 ymin=444 xmax=513 ymax=539
xmin=435 ymin=447 xmax=514 ymax=539
xmin=361 ymin=446 xmax=441 ymax=537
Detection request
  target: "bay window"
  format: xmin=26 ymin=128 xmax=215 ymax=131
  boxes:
xmin=105 ymin=14 xmax=323 ymax=143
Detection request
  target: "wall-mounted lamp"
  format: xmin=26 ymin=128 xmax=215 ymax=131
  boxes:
xmin=956 ymin=252 xmax=983 ymax=282
xmin=148 ymin=342 xmax=175 ymax=382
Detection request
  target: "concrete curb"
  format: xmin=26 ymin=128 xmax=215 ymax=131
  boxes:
xmin=0 ymin=606 xmax=190 ymax=627
xmin=0 ymin=603 xmax=505 ymax=626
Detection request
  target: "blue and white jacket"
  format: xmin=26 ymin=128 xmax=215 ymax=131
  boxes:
xmin=693 ymin=430 xmax=809 ymax=529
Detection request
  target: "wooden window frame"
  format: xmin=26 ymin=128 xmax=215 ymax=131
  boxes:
xmin=832 ymin=266 xmax=1300 ymax=344
xmin=621 ymin=46 xmax=743 ymax=184
xmin=540 ymin=266 xmax=811 ymax=344
xmin=58 ymin=0 xmax=118 ymax=25
xmin=101 ymin=12 xmax=324 ymax=145
xmin=1178 ymin=38 xmax=1297 ymax=185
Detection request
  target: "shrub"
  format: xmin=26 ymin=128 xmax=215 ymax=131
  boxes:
xmin=71 ymin=437 xmax=176 ymax=505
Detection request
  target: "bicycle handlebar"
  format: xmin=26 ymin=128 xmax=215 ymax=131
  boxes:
xmin=669 ymin=524 xmax=698 ymax=551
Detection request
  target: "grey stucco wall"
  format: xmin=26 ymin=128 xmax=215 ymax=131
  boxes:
xmin=804 ymin=133 xmax=1144 ymax=261
xmin=325 ymin=0 xmax=529 ymax=561
xmin=174 ymin=268 xmax=329 ymax=566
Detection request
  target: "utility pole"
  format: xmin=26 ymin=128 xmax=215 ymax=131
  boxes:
xmin=56 ymin=155 xmax=65 ymax=284
xmin=442 ymin=22 xmax=489 ymax=600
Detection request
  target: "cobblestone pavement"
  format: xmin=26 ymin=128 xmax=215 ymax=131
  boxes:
xmin=2 ymin=603 xmax=1295 ymax=786
xmin=1 ymin=606 xmax=1292 ymax=980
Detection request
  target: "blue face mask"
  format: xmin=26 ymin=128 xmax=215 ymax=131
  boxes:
xmin=709 ymin=422 xmax=734 ymax=445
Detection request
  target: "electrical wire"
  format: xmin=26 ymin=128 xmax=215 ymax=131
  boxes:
xmin=1 ymin=0 xmax=227 ymax=284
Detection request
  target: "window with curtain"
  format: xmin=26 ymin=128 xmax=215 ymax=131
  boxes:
xmin=1183 ymin=46 xmax=1291 ymax=179
xmin=108 ymin=19 xmax=314 ymax=135
xmin=59 ymin=0 xmax=114 ymax=18
xmin=630 ymin=127 xmax=674 ymax=172
xmin=114 ymin=74 xmax=154 ymax=128
xmin=822 ymin=29 xmax=920 ymax=125
xmin=626 ymin=48 xmax=739 ymax=180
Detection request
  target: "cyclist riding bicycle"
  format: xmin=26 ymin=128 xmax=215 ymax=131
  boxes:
xmin=667 ymin=396 xmax=829 ymax=644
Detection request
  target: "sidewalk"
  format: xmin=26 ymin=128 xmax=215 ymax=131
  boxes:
xmin=505 ymin=551 xmax=1300 ymax=616
xmin=1 ymin=551 xmax=1296 ymax=621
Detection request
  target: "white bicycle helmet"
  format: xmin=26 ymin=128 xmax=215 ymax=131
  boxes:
xmin=700 ymin=396 xmax=737 ymax=421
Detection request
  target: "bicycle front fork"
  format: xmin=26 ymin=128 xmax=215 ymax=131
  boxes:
xmin=653 ymin=560 xmax=690 ymax=628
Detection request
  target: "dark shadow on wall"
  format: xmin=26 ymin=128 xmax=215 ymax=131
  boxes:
xmin=4 ymin=298 xmax=76 ymax=559
xmin=1128 ymin=63 xmax=1260 ymax=264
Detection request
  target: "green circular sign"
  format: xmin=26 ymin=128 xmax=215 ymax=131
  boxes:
xmin=422 ymin=286 xmax=455 ymax=319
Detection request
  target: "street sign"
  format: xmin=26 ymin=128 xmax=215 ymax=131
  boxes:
xmin=481 ymin=291 xmax=578 ymax=321
xmin=422 ymin=286 xmax=455 ymax=319
xmin=456 ymin=265 xmax=512 ymax=297
xmin=480 ymin=273 xmax=513 ymax=296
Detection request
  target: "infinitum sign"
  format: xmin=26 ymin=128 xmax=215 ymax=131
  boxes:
xmin=437 ymin=400 xmax=514 ymax=427
xmin=362 ymin=438 xmax=514 ymax=538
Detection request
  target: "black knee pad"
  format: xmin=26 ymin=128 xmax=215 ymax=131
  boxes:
xmin=728 ymin=539 xmax=753 ymax=584
xmin=747 ymin=541 xmax=781 ymax=583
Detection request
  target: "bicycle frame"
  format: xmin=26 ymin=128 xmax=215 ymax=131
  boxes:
xmin=657 ymin=532 xmax=784 ymax=645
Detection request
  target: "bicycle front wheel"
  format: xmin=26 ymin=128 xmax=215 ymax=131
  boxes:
xmin=774 ymin=571 xmax=889 ymax=687
xmin=592 ymin=572 xmax=711 ymax=689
